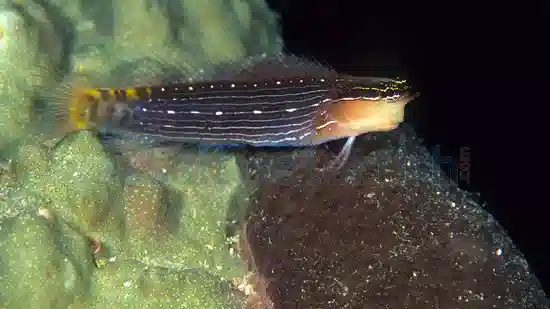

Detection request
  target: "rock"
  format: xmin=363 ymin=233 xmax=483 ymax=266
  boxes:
xmin=0 ymin=210 xmax=92 ymax=308
xmin=47 ymin=131 xmax=120 ymax=231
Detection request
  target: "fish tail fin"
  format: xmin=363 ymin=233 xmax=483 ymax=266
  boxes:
xmin=31 ymin=64 xmax=108 ymax=140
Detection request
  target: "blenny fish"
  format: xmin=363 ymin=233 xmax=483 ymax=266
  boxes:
xmin=36 ymin=53 xmax=416 ymax=170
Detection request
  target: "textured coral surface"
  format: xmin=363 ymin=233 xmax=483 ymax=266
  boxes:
xmin=0 ymin=0 xmax=548 ymax=308
xmin=0 ymin=0 xmax=278 ymax=307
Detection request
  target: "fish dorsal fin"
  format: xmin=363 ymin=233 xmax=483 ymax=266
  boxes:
xmin=208 ymin=52 xmax=340 ymax=82
xmin=108 ymin=51 xmax=209 ymax=88
xmin=104 ymin=50 xmax=341 ymax=88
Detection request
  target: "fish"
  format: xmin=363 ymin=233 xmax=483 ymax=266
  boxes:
xmin=35 ymin=53 xmax=417 ymax=171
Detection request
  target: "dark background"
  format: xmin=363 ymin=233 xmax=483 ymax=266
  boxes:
xmin=266 ymin=0 xmax=548 ymax=295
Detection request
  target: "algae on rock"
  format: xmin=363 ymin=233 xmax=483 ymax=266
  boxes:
xmin=119 ymin=150 xmax=250 ymax=281
xmin=0 ymin=0 xmax=282 ymax=307
xmin=9 ymin=132 xmax=121 ymax=232
xmin=91 ymin=261 xmax=245 ymax=309
xmin=0 ymin=6 xmax=44 ymax=150
xmin=48 ymin=132 xmax=121 ymax=231
xmin=0 ymin=211 xmax=94 ymax=308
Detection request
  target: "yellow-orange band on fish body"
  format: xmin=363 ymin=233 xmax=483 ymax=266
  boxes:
xmin=68 ymin=88 xmax=103 ymax=130
xmin=109 ymin=87 xmax=152 ymax=102
xmin=64 ymin=86 xmax=153 ymax=132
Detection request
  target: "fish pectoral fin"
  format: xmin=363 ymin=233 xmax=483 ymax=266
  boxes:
xmin=318 ymin=136 xmax=356 ymax=172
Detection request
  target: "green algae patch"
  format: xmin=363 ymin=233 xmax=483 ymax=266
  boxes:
xmin=0 ymin=0 xmax=283 ymax=306
xmin=10 ymin=132 xmax=121 ymax=233
xmin=47 ymin=132 xmax=121 ymax=231
xmin=12 ymin=143 xmax=50 ymax=185
xmin=121 ymin=151 xmax=249 ymax=281
xmin=91 ymin=261 xmax=244 ymax=309
xmin=0 ymin=7 xmax=42 ymax=150
xmin=0 ymin=211 xmax=93 ymax=308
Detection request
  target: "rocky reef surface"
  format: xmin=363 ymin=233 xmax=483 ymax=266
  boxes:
xmin=0 ymin=0 xmax=279 ymax=307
